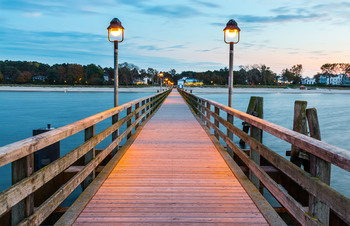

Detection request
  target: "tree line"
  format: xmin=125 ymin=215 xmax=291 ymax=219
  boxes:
xmin=0 ymin=60 xmax=349 ymax=86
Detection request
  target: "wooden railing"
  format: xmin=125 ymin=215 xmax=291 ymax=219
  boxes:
xmin=179 ymin=89 xmax=350 ymax=226
xmin=0 ymin=89 xmax=172 ymax=225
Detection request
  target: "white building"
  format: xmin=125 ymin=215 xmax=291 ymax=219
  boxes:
xmin=320 ymin=74 xmax=346 ymax=85
xmin=329 ymin=74 xmax=345 ymax=85
xmin=302 ymin=77 xmax=316 ymax=85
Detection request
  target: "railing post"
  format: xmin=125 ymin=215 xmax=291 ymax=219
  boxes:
xmin=112 ymin=113 xmax=119 ymax=155
xmin=11 ymin=154 xmax=34 ymax=225
xmin=135 ymin=102 xmax=140 ymax=129
xmin=127 ymin=106 xmax=132 ymax=139
xmin=227 ymin=113 xmax=234 ymax=157
xmin=206 ymin=102 xmax=211 ymax=129
xmin=141 ymin=100 xmax=146 ymax=122
xmin=307 ymin=108 xmax=330 ymax=225
xmin=201 ymin=100 xmax=205 ymax=121
xmin=249 ymin=97 xmax=263 ymax=190
xmin=146 ymin=98 xmax=150 ymax=117
xmin=83 ymin=125 xmax=95 ymax=190
xmin=214 ymin=106 xmax=220 ymax=140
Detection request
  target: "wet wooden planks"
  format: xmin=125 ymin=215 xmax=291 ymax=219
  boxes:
xmin=73 ymin=90 xmax=268 ymax=225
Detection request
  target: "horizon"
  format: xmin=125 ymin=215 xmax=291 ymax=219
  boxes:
xmin=0 ymin=0 xmax=349 ymax=77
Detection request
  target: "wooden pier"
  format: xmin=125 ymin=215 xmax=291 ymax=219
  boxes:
xmin=71 ymin=90 xmax=274 ymax=225
xmin=0 ymin=88 xmax=349 ymax=225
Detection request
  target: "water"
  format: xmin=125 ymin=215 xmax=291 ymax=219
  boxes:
xmin=196 ymin=91 xmax=350 ymax=198
xmin=0 ymin=90 xmax=349 ymax=199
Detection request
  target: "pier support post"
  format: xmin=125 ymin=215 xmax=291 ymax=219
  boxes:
xmin=307 ymin=108 xmax=330 ymax=225
xmin=11 ymin=155 xmax=34 ymax=225
xmin=290 ymin=101 xmax=309 ymax=170
xmin=248 ymin=97 xmax=263 ymax=190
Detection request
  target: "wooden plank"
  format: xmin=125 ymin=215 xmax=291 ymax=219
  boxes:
xmin=72 ymin=90 xmax=269 ymax=225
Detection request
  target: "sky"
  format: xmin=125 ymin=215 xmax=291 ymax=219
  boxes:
xmin=0 ymin=0 xmax=349 ymax=77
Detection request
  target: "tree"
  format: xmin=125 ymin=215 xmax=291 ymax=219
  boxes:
xmin=0 ymin=71 xmax=4 ymax=82
xmin=46 ymin=68 xmax=60 ymax=84
xmin=290 ymin=64 xmax=303 ymax=84
xmin=84 ymin=64 xmax=104 ymax=85
xmin=67 ymin=64 xmax=84 ymax=84
xmin=16 ymin=71 xmax=32 ymax=83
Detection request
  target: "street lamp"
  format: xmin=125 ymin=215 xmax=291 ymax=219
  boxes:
xmin=159 ymin=72 xmax=164 ymax=91
xmin=224 ymin=19 xmax=240 ymax=108
xmin=107 ymin=18 xmax=125 ymax=107
xmin=165 ymin=78 xmax=168 ymax=88
xmin=224 ymin=19 xmax=240 ymax=158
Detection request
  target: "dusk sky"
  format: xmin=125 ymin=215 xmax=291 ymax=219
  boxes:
xmin=0 ymin=0 xmax=349 ymax=76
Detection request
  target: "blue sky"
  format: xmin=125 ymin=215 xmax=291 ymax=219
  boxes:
xmin=0 ymin=0 xmax=349 ymax=76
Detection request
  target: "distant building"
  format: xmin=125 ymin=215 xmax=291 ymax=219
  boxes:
xmin=302 ymin=77 xmax=315 ymax=85
xmin=319 ymin=74 xmax=347 ymax=85
xmin=177 ymin=77 xmax=203 ymax=88
xmin=133 ymin=77 xmax=150 ymax=85
xmin=32 ymin=75 xmax=47 ymax=81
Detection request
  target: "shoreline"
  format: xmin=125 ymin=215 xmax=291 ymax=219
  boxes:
xmin=1 ymin=86 xmax=350 ymax=94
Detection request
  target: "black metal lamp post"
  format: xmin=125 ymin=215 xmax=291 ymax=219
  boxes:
xmin=107 ymin=18 xmax=125 ymax=107
xmin=223 ymin=19 xmax=240 ymax=108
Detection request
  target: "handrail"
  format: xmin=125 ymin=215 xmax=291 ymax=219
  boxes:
xmin=0 ymin=88 xmax=172 ymax=225
xmin=179 ymin=89 xmax=350 ymax=225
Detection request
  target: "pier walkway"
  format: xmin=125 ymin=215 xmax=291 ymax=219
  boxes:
xmin=73 ymin=90 xmax=269 ymax=225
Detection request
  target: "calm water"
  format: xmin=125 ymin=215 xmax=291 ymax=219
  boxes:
xmin=0 ymin=90 xmax=349 ymax=200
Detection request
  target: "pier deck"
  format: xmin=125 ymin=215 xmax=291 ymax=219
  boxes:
xmin=73 ymin=90 xmax=268 ymax=225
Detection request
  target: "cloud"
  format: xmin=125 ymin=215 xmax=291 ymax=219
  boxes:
xmin=0 ymin=0 xmax=101 ymax=16
xmin=168 ymin=45 xmax=185 ymax=49
xmin=237 ymin=13 xmax=322 ymax=23
xmin=23 ymin=12 xmax=42 ymax=17
xmin=192 ymin=0 xmax=220 ymax=8
xmin=142 ymin=5 xmax=202 ymax=18
xmin=138 ymin=45 xmax=162 ymax=51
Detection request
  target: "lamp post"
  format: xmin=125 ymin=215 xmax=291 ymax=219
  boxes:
xmin=107 ymin=18 xmax=125 ymax=107
xmin=159 ymin=72 xmax=164 ymax=91
xmin=224 ymin=19 xmax=240 ymax=158
xmin=224 ymin=19 xmax=240 ymax=108
xmin=108 ymin=18 xmax=124 ymax=155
